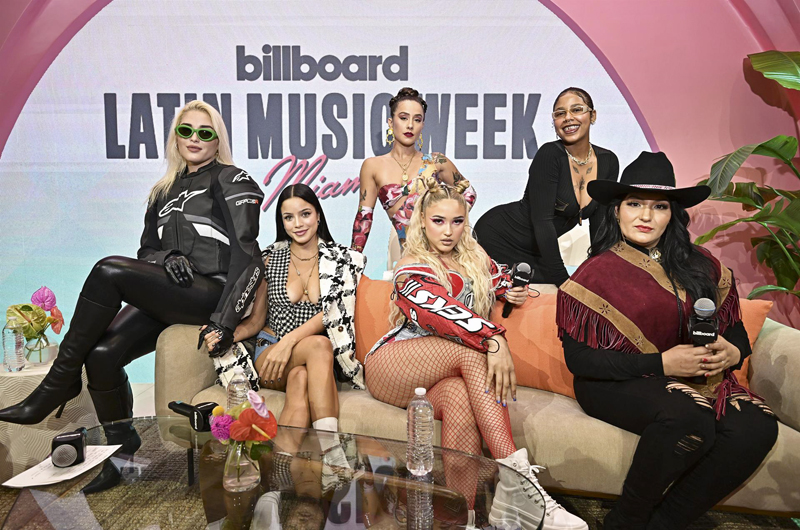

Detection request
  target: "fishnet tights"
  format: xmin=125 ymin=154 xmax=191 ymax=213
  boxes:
xmin=365 ymin=336 xmax=517 ymax=460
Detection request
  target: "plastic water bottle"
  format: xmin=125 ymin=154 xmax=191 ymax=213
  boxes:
xmin=227 ymin=365 xmax=249 ymax=409
xmin=3 ymin=317 xmax=26 ymax=372
xmin=407 ymin=473 xmax=434 ymax=530
xmin=407 ymin=387 xmax=434 ymax=476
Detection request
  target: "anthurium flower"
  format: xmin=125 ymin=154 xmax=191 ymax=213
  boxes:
xmin=247 ymin=390 xmax=270 ymax=418
xmin=49 ymin=306 xmax=64 ymax=334
xmin=31 ymin=287 xmax=56 ymax=311
xmin=6 ymin=304 xmax=48 ymax=341
xmin=228 ymin=408 xmax=277 ymax=442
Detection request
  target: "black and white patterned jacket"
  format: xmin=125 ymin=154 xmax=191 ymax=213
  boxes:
xmin=262 ymin=240 xmax=366 ymax=389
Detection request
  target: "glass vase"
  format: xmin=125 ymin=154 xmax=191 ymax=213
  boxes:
xmin=25 ymin=334 xmax=59 ymax=366
xmin=223 ymin=442 xmax=261 ymax=493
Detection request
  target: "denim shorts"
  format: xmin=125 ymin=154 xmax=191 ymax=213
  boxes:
xmin=254 ymin=330 xmax=278 ymax=363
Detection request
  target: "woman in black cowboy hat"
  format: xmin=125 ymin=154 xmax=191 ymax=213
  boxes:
xmin=556 ymin=151 xmax=777 ymax=529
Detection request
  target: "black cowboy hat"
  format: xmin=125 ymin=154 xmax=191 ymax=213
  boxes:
xmin=587 ymin=151 xmax=710 ymax=208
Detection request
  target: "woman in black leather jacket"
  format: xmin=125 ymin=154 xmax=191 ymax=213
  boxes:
xmin=0 ymin=100 xmax=264 ymax=492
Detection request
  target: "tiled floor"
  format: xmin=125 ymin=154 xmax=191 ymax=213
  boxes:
xmin=131 ymin=383 xmax=155 ymax=417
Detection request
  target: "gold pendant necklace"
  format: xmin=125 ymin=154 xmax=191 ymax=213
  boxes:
xmin=392 ymin=152 xmax=417 ymax=184
xmin=291 ymin=255 xmax=318 ymax=298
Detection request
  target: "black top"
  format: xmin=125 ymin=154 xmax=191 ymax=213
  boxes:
xmin=138 ymin=160 xmax=264 ymax=330
xmin=474 ymin=141 xmax=619 ymax=286
xmin=562 ymin=321 xmax=750 ymax=381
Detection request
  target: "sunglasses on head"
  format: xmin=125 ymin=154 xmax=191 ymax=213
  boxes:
xmin=175 ymin=124 xmax=218 ymax=142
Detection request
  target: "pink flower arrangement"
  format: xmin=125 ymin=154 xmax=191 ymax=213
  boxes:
xmin=211 ymin=414 xmax=234 ymax=441
xmin=6 ymin=287 xmax=65 ymax=362
xmin=210 ymin=395 xmax=276 ymax=447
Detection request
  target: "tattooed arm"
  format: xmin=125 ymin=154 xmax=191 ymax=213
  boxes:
xmin=431 ymin=152 xmax=477 ymax=208
xmin=351 ymin=158 xmax=379 ymax=252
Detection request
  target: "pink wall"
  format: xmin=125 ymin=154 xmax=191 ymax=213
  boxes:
xmin=0 ymin=0 xmax=798 ymax=326
xmin=549 ymin=0 xmax=800 ymax=326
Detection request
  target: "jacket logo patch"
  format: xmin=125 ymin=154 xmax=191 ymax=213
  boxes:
xmin=232 ymin=171 xmax=252 ymax=183
xmin=235 ymin=198 xmax=259 ymax=206
xmin=159 ymin=188 xmax=207 ymax=217
xmin=399 ymin=280 xmax=497 ymax=334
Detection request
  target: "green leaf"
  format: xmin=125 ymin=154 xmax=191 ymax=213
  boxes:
xmin=749 ymin=50 xmax=800 ymax=91
xmin=708 ymin=136 xmax=799 ymax=196
xmin=249 ymin=442 xmax=272 ymax=460
xmin=694 ymin=217 xmax=754 ymax=245
xmin=748 ymin=284 xmax=800 ymax=299
xmin=757 ymin=232 xmax=800 ymax=289
xmin=765 ymin=186 xmax=800 ymax=201
xmin=709 ymin=182 xmax=764 ymax=210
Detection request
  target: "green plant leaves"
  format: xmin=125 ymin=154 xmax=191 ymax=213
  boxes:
xmin=748 ymin=285 xmax=800 ymax=299
xmin=707 ymin=136 xmax=799 ymax=196
xmin=749 ymin=50 xmax=800 ymax=91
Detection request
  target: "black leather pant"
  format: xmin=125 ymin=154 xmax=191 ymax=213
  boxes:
xmin=574 ymin=375 xmax=778 ymax=529
xmin=81 ymin=256 xmax=223 ymax=392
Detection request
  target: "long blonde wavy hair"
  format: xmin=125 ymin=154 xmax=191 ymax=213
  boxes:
xmin=390 ymin=176 xmax=494 ymax=326
xmin=147 ymin=100 xmax=234 ymax=204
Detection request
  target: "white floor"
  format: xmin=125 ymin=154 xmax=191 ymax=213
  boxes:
xmin=131 ymin=383 xmax=156 ymax=417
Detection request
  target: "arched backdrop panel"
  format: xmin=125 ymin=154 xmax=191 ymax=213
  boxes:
xmin=0 ymin=0 xmax=797 ymax=382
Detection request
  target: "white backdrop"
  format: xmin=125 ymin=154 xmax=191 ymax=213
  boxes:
xmin=0 ymin=0 xmax=650 ymax=383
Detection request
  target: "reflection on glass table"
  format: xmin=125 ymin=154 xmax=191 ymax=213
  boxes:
xmin=3 ymin=417 xmax=546 ymax=529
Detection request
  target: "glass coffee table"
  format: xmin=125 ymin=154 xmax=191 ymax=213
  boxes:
xmin=1 ymin=417 xmax=545 ymax=529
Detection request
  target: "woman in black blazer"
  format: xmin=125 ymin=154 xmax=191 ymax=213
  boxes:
xmin=474 ymin=87 xmax=619 ymax=286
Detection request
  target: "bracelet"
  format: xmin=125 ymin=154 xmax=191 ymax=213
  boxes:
xmin=482 ymin=337 xmax=501 ymax=355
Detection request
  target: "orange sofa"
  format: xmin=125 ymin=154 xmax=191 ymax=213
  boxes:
xmin=154 ymin=277 xmax=800 ymax=515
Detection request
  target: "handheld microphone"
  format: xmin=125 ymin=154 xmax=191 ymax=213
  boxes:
xmin=168 ymin=400 xmax=218 ymax=432
xmin=502 ymin=263 xmax=532 ymax=318
xmin=688 ymin=298 xmax=718 ymax=384
xmin=51 ymin=427 xmax=87 ymax=468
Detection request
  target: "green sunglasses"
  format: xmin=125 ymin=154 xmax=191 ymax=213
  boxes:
xmin=175 ymin=124 xmax=218 ymax=142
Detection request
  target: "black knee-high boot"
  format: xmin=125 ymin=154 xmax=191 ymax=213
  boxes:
xmin=0 ymin=296 xmax=119 ymax=425
xmin=82 ymin=379 xmax=141 ymax=494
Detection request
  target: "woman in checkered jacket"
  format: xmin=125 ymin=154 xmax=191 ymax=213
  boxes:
xmin=204 ymin=184 xmax=365 ymax=442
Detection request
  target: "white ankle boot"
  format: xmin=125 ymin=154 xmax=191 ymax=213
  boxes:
xmin=490 ymin=448 xmax=588 ymax=530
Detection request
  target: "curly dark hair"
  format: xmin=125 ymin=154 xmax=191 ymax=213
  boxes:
xmin=389 ymin=87 xmax=427 ymax=117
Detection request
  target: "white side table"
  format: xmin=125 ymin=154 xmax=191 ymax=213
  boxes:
xmin=0 ymin=364 xmax=97 ymax=482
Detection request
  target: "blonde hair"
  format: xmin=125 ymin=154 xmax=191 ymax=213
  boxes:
xmin=390 ymin=176 xmax=494 ymax=326
xmin=147 ymin=100 xmax=234 ymax=204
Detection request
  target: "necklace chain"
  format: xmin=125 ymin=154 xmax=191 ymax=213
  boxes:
xmin=290 ymin=254 xmax=318 ymax=299
xmin=290 ymin=249 xmax=318 ymax=261
xmin=566 ymin=145 xmax=593 ymax=166
xmin=391 ymin=152 xmax=417 ymax=184
xmin=290 ymin=240 xmax=319 ymax=299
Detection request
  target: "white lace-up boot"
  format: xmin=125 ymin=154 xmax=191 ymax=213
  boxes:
xmin=490 ymin=448 xmax=588 ymax=530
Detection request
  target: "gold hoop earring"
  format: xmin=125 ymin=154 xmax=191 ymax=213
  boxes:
xmin=417 ymin=136 xmax=424 ymax=151
xmin=386 ymin=128 xmax=394 ymax=145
